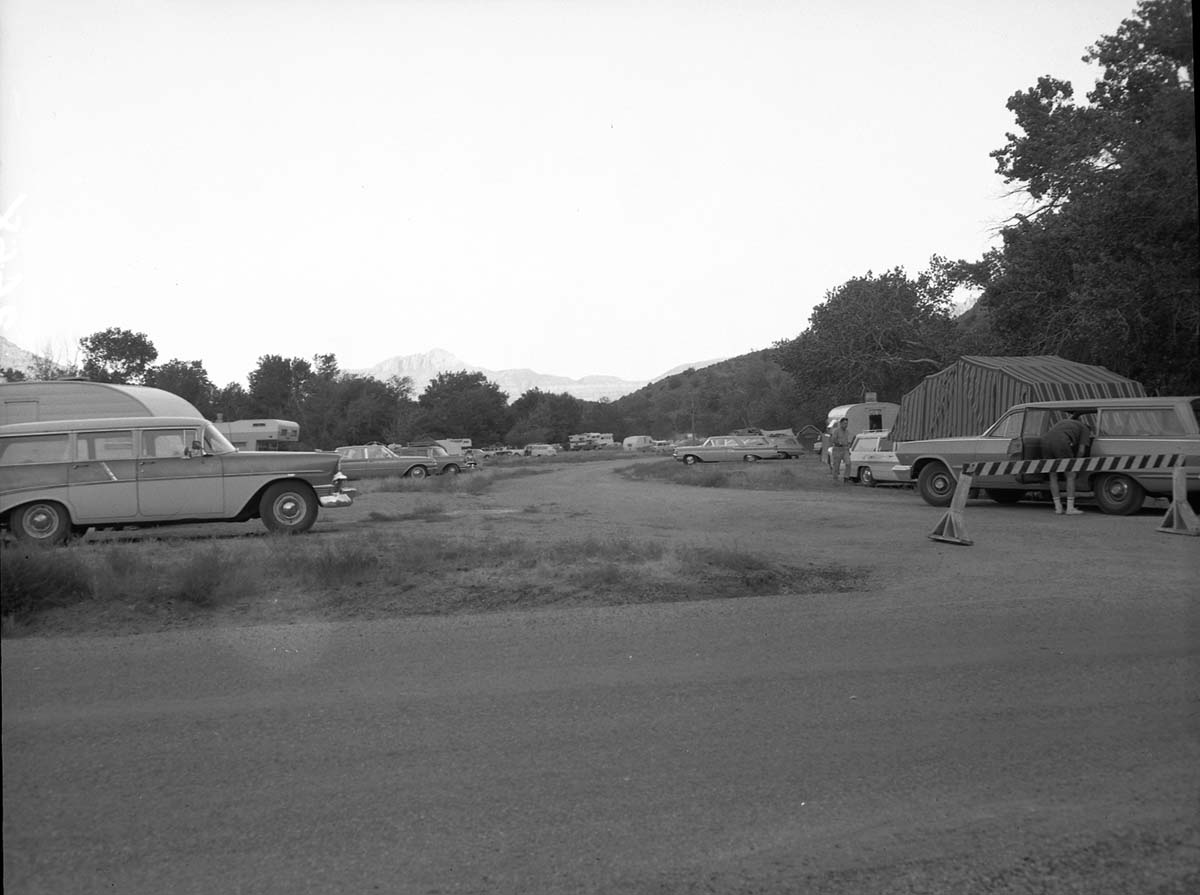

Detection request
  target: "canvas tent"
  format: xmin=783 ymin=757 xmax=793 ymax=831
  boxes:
xmin=889 ymin=356 xmax=1145 ymax=442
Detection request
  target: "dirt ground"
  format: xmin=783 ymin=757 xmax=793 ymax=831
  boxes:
xmin=17 ymin=454 xmax=1196 ymax=638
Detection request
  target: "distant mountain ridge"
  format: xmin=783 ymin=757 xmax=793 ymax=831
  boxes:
xmin=0 ymin=336 xmax=55 ymax=377
xmin=0 ymin=336 xmax=726 ymax=402
xmin=353 ymin=349 xmax=726 ymax=402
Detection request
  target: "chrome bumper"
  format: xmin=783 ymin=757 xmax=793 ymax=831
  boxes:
xmin=319 ymin=490 xmax=355 ymax=508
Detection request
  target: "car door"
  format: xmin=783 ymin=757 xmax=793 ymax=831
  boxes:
xmin=136 ymin=427 xmax=224 ymax=518
xmin=336 ymin=447 xmax=367 ymax=479
xmin=364 ymin=444 xmax=402 ymax=476
xmin=969 ymin=410 xmax=1028 ymax=485
xmin=69 ymin=429 xmax=138 ymax=521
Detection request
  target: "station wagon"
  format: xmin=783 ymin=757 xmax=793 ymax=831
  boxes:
xmin=893 ymin=396 xmax=1200 ymax=514
xmin=0 ymin=383 xmax=354 ymax=544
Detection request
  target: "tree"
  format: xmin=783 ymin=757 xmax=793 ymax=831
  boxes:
xmin=411 ymin=371 xmax=511 ymax=446
xmin=213 ymin=382 xmax=254 ymax=422
xmin=983 ymin=0 xmax=1197 ymax=392
xmin=78 ymin=328 xmax=158 ymax=384
xmin=773 ymin=261 xmax=961 ymax=405
xmin=143 ymin=359 xmax=215 ymax=416
xmin=246 ymin=355 xmax=313 ymax=418
xmin=506 ymin=389 xmax=584 ymax=446
xmin=326 ymin=375 xmax=411 ymax=446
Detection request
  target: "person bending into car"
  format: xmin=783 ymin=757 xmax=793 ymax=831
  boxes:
xmin=1042 ymin=416 xmax=1093 ymax=516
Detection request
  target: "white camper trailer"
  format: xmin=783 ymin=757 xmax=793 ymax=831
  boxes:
xmin=820 ymin=402 xmax=901 ymax=464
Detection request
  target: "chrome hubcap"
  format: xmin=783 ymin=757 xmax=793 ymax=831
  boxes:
xmin=275 ymin=495 xmax=302 ymax=523
xmin=25 ymin=506 xmax=58 ymax=538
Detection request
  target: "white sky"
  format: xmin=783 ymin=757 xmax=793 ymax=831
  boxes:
xmin=1 ymin=0 xmax=1140 ymax=387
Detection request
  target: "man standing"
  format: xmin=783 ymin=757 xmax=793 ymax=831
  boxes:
xmin=830 ymin=418 xmax=851 ymax=482
xmin=1042 ymin=416 xmax=1093 ymax=515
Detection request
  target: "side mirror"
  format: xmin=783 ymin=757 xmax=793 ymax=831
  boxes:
xmin=186 ymin=439 xmax=205 ymax=458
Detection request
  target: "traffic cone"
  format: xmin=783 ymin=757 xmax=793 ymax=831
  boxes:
xmin=929 ymin=471 xmax=974 ymax=546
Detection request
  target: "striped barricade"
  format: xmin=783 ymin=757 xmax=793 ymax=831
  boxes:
xmin=928 ymin=454 xmax=1188 ymax=546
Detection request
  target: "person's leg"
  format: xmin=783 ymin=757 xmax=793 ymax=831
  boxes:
xmin=1064 ymin=471 xmax=1082 ymax=515
xmin=1050 ymin=472 xmax=1063 ymax=513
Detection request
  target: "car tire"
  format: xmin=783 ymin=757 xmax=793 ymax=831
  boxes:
xmin=859 ymin=466 xmax=875 ymax=487
xmin=259 ymin=482 xmax=318 ymax=534
xmin=743 ymin=454 xmax=759 ymax=462
xmin=917 ymin=462 xmax=956 ymax=507
xmin=985 ymin=489 xmax=1024 ymax=504
xmin=442 ymin=464 xmax=460 ymax=475
xmin=1092 ymin=473 xmax=1145 ymax=515
xmin=683 ymin=455 xmax=700 ymax=465
xmin=11 ymin=501 xmax=72 ymax=545
xmin=407 ymin=465 xmax=429 ymax=479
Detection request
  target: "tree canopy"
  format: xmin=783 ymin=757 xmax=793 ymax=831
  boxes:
xmin=772 ymin=261 xmax=962 ymax=407
xmin=78 ymin=328 xmax=158 ymax=384
xmin=979 ymin=0 xmax=1197 ymax=393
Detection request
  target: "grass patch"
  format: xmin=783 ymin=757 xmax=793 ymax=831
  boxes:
xmin=359 ymin=466 xmax=553 ymax=497
xmin=366 ymin=501 xmax=455 ymax=524
xmin=282 ymin=539 xmax=383 ymax=587
xmin=0 ymin=546 xmax=92 ymax=621
xmin=1 ymin=529 xmax=863 ymax=637
xmin=620 ymin=457 xmax=846 ymax=492
xmin=172 ymin=544 xmax=231 ymax=607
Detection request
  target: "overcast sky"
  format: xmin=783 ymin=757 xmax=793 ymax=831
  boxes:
xmin=1 ymin=0 xmax=1141 ymax=387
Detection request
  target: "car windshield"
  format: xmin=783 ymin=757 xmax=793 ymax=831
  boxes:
xmin=203 ymin=422 xmax=237 ymax=454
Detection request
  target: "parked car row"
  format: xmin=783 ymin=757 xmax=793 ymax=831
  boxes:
xmin=672 ymin=396 xmax=1200 ymax=517
xmin=334 ymin=442 xmax=479 ymax=480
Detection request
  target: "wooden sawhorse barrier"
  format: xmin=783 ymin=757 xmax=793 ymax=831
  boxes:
xmin=928 ymin=454 xmax=1198 ymax=546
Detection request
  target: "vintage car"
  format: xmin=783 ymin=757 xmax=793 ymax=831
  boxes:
xmin=0 ymin=414 xmax=354 ymax=544
xmin=893 ymin=396 xmax=1200 ymax=514
xmin=673 ymin=435 xmax=785 ymax=465
xmin=764 ymin=433 xmax=806 ymax=459
xmin=848 ymin=430 xmax=904 ymax=486
xmin=334 ymin=443 xmax=437 ymax=480
xmin=389 ymin=443 xmax=475 ymax=475
xmin=524 ymin=443 xmax=558 ymax=457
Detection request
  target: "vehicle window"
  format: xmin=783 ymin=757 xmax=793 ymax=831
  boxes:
xmin=343 ymin=447 xmax=365 ymax=461
xmin=0 ymin=433 xmax=70 ymax=466
xmin=432 ymin=446 xmax=449 ymax=457
xmin=76 ymin=430 xmax=134 ymax=461
xmin=985 ymin=412 xmax=1024 ymax=438
xmin=142 ymin=429 xmax=191 ymax=458
xmin=202 ymin=422 xmax=237 ymax=454
xmin=365 ymin=445 xmax=391 ymax=460
xmin=1097 ymin=408 xmax=1187 ymax=437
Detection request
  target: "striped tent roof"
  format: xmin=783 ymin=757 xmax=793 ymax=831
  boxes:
xmin=890 ymin=355 xmax=1145 ymax=442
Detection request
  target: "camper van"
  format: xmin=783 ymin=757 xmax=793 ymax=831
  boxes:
xmin=214 ymin=419 xmax=300 ymax=451
xmin=0 ymin=381 xmax=353 ymax=543
xmin=820 ymin=402 xmax=901 ymax=464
